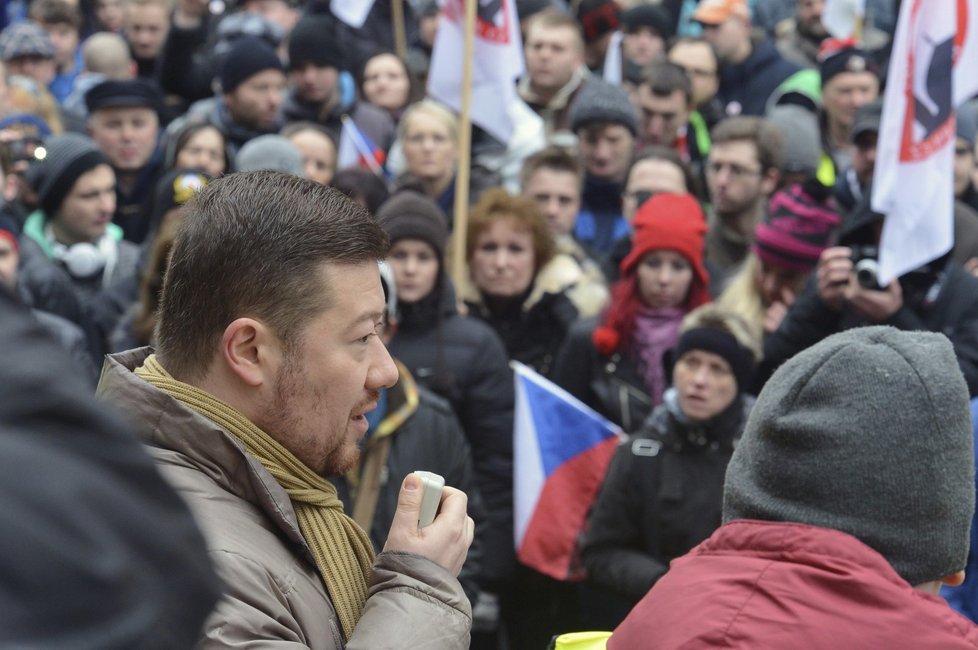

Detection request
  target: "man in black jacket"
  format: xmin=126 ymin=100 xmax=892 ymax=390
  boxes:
xmin=759 ymin=197 xmax=978 ymax=395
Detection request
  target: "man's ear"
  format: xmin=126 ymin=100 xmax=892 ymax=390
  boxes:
xmin=220 ymin=317 xmax=280 ymax=387
xmin=942 ymin=570 xmax=967 ymax=587
xmin=760 ymin=167 xmax=780 ymax=196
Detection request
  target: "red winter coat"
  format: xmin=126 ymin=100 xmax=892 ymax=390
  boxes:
xmin=609 ymin=520 xmax=978 ymax=649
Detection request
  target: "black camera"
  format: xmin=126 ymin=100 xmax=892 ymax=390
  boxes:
xmin=7 ymin=136 xmax=44 ymax=164
xmin=849 ymin=245 xmax=885 ymax=290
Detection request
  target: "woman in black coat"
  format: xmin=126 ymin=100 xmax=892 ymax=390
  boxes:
xmin=376 ymin=190 xmax=516 ymax=588
xmin=582 ymin=305 xmax=758 ymax=620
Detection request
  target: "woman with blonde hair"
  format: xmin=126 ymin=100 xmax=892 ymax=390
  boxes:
xmin=393 ymin=99 xmax=498 ymax=227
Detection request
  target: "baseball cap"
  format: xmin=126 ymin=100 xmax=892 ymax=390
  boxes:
xmin=692 ymin=0 xmax=749 ymax=25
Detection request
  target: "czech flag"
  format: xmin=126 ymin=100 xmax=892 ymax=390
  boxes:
xmin=337 ymin=114 xmax=387 ymax=178
xmin=512 ymin=362 xmax=623 ymax=581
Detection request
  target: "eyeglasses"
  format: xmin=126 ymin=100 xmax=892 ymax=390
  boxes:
xmin=677 ymin=65 xmax=717 ymax=79
xmin=706 ymin=161 xmax=762 ymax=179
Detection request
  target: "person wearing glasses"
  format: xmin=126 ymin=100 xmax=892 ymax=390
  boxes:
xmin=668 ymin=37 xmax=722 ymax=129
xmin=704 ymin=116 xmax=784 ymax=292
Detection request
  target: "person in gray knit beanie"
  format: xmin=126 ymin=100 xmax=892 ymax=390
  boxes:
xmin=724 ymin=325 xmax=975 ymax=587
xmin=30 ymin=133 xmax=110 ymax=217
xmin=569 ymin=78 xmax=638 ymax=136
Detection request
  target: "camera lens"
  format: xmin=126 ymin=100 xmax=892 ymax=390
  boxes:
xmin=855 ymin=259 xmax=881 ymax=290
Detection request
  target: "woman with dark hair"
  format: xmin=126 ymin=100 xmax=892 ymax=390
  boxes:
xmin=376 ymin=190 xmax=517 ymax=594
xmin=552 ymin=192 xmax=710 ymax=431
xmin=463 ymin=188 xmax=580 ymax=377
xmin=165 ymin=121 xmax=229 ymax=178
xmin=330 ymin=168 xmax=390 ymax=215
xmin=109 ymin=217 xmax=179 ymax=351
xmin=358 ymin=52 xmax=417 ymax=124
xmin=581 ymin=304 xmax=758 ymax=620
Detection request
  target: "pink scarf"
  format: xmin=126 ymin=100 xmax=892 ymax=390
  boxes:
xmin=633 ymin=305 xmax=685 ymax=406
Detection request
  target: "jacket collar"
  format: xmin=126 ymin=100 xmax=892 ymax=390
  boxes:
xmin=97 ymin=348 xmax=312 ymax=556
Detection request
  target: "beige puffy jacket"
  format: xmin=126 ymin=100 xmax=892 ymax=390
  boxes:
xmin=98 ymin=348 xmax=472 ymax=649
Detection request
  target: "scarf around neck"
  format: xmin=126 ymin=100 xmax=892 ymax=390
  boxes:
xmin=633 ymin=305 xmax=685 ymax=407
xmin=135 ymin=354 xmax=374 ymax=640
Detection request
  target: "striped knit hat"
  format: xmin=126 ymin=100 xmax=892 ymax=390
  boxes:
xmin=753 ymin=183 xmax=839 ymax=273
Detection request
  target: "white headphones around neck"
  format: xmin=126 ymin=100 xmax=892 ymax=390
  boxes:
xmin=46 ymin=224 xmax=118 ymax=285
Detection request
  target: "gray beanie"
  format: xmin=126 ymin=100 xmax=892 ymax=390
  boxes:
xmin=767 ymin=104 xmax=820 ymax=176
xmin=31 ymin=133 xmax=109 ymax=217
xmin=723 ymin=326 xmax=974 ymax=587
xmin=570 ymin=79 xmax=638 ymax=136
xmin=235 ymin=135 xmax=303 ymax=176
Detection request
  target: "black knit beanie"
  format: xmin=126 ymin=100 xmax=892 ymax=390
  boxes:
xmin=32 ymin=133 xmax=109 ymax=217
xmin=288 ymin=14 xmax=346 ymax=71
xmin=219 ymin=37 xmax=285 ymax=94
xmin=673 ymin=326 xmax=754 ymax=393
xmin=375 ymin=190 xmax=449 ymax=260
xmin=724 ymin=326 xmax=974 ymax=587
xmin=621 ymin=4 xmax=674 ymax=38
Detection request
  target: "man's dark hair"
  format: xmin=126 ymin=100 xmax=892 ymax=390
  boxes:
xmin=638 ymin=61 xmax=693 ymax=105
xmin=156 ymin=171 xmax=389 ymax=380
xmin=331 ymin=168 xmax=391 ymax=216
xmin=29 ymin=0 xmax=83 ymax=31
xmin=628 ymin=145 xmax=703 ymax=200
xmin=519 ymin=144 xmax=582 ymax=191
xmin=711 ymin=116 xmax=785 ymax=173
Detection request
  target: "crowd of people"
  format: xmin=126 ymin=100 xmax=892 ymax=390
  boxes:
xmin=2 ymin=0 xmax=978 ymax=647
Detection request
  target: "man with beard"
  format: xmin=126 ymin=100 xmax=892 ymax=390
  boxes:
xmin=96 ymin=171 xmax=474 ymax=647
xmin=704 ymin=116 xmax=783 ymax=291
xmin=775 ymin=0 xmax=828 ymax=69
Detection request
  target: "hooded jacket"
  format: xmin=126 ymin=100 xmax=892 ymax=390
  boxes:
xmin=97 ymin=347 xmax=472 ymax=649
xmin=717 ymin=38 xmax=800 ymax=117
xmin=608 ymin=521 xmax=978 ymax=649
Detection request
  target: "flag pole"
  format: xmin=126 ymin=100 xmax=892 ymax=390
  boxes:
xmin=391 ymin=0 xmax=408 ymax=61
xmin=450 ymin=0 xmax=476 ymax=291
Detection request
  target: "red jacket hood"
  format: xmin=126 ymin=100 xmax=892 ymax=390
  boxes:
xmin=609 ymin=520 xmax=978 ymax=649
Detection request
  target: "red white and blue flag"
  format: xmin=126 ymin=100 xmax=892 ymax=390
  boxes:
xmin=873 ymin=0 xmax=978 ymax=283
xmin=336 ymin=115 xmax=388 ymax=178
xmin=512 ymin=362 xmax=623 ymax=582
xmin=428 ymin=0 xmax=524 ymax=142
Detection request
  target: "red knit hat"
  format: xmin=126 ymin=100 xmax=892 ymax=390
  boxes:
xmin=620 ymin=193 xmax=710 ymax=308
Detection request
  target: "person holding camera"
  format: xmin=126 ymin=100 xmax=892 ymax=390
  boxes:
xmin=757 ymin=195 xmax=978 ymax=396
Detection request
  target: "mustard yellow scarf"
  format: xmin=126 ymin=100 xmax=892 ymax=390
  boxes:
xmin=136 ymin=354 xmax=374 ymax=640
